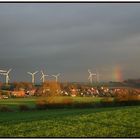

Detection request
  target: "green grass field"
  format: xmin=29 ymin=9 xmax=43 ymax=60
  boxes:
xmin=0 ymin=97 xmax=139 ymax=137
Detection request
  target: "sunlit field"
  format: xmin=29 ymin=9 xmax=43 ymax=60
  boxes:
xmin=0 ymin=97 xmax=139 ymax=137
xmin=0 ymin=106 xmax=139 ymax=137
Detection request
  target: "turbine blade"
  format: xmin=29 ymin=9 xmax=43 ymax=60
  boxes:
xmin=33 ymin=71 xmax=38 ymax=75
xmin=27 ymin=72 xmax=32 ymax=75
xmin=7 ymin=69 xmax=12 ymax=74
xmin=0 ymin=70 xmax=7 ymax=72
xmin=88 ymin=69 xmax=91 ymax=74
xmin=41 ymin=70 xmax=44 ymax=75
xmin=0 ymin=73 xmax=5 ymax=75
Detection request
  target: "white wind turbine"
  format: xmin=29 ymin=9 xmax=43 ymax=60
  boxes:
xmin=40 ymin=70 xmax=49 ymax=83
xmin=27 ymin=71 xmax=38 ymax=84
xmin=0 ymin=69 xmax=12 ymax=84
xmin=52 ymin=73 xmax=60 ymax=82
xmin=88 ymin=69 xmax=96 ymax=84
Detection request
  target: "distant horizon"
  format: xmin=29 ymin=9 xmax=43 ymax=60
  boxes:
xmin=1 ymin=75 xmax=140 ymax=84
xmin=0 ymin=68 xmax=138 ymax=83
xmin=0 ymin=3 xmax=140 ymax=82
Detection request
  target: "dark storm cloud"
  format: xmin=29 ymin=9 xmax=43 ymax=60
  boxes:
xmin=0 ymin=3 xmax=140 ymax=82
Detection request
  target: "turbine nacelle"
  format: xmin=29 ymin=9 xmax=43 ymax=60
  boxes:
xmin=27 ymin=71 xmax=38 ymax=76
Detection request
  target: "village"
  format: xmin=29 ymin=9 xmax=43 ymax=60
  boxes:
xmin=0 ymin=81 xmax=140 ymax=99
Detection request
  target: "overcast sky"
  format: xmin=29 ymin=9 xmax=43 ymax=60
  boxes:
xmin=0 ymin=3 xmax=140 ymax=83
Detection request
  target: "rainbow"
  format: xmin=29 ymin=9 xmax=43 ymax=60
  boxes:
xmin=112 ymin=65 xmax=123 ymax=82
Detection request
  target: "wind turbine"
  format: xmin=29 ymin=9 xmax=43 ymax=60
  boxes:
xmin=27 ymin=71 xmax=38 ymax=84
xmin=0 ymin=69 xmax=12 ymax=84
xmin=40 ymin=70 xmax=49 ymax=83
xmin=88 ymin=69 xmax=96 ymax=84
xmin=52 ymin=73 xmax=60 ymax=82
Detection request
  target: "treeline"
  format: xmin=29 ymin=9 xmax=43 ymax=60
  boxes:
xmin=123 ymin=79 xmax=140 ymax=86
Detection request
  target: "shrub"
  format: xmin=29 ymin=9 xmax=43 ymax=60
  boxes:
xmin=0 ymin=106 xmax=13 ymax=112
xmin=101 ymin=97 xmax=114 ymax=102
xmin=114 ymin=100 xmax=140 ymax=106
xmin=36 ymin=99 xmax=47 ymax=110
xmin=36 ymin=97 xmax=74 ymax=109
xmin=113 ymin=94 xmax=140 ymax=107
xmin=115 ymin=94 xmax=140 ymax=102
xmin=62 ymin=97 xmax=73 ymax=105
xmin=19 ymin=104 xmax=30 ymax=111
xmin=73 ymin=102 xmax=94 ymax=108
xmin=35 ymin=94 xmax=140 ymax=110
xmin=46 ymin=103 xmax=67 ymax=109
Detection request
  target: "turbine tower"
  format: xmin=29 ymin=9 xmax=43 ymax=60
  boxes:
xmin=27 ymin=71 xmax=38 ymax=84
xmin=0 ymin=69 xmax=12 ymax=84
xmin=88 ymin=69 xmax=96 ymax=84
xmin=52 ymin=73 xmax=60 ymax=82
xmin=40 ymin=70 xmax=49 ymax=83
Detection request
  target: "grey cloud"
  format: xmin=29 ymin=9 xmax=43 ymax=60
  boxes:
xmin=0 ymin=3 xmax=140 ymax=82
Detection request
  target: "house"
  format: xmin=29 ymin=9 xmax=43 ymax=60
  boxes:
xmin=11 ymin=89 xmax=25 ymax=97
xmin=25 ymin=89 xmax=36 ymax=96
